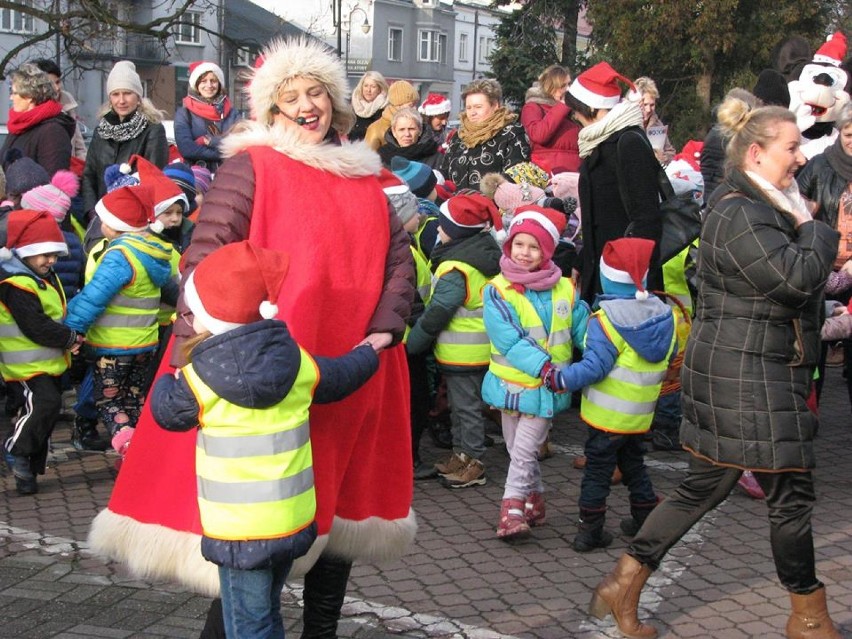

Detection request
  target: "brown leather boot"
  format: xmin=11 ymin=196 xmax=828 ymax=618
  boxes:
xmin=786 ymin=587 xmax=841 ymax=639
xmin=589 ymin=554 xmax=657 ymax=638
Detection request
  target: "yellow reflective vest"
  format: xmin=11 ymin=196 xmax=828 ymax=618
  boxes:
xmin=662 ymin=242 xmax=695 ymax=315
xmin=581 ymin=310 xmax=677 ymax=434
xmin=157 ymin=249 xmax=181 ymax=327
xmin=487 ymin=274 xmax=575 ymax=388
xmin=182 ymin=347 xmax=318 ymax=541
xmin=433 ymin=259 xmax=490 ymax=367
xmin=0 ymin=275 xmax=70 ymax=381
xmin=86 ymin=235 xmax=169 ymax=351
xmin=403 ymin=245 xmax=433 ymax=345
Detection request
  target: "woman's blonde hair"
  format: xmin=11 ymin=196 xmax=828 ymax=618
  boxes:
xmin=354 ymin=71 xmax=389 ymax=99
xmin=717 ymin=97 xmax=796 ymax=170
xmin=634 ymin=77 xmax=659 ymax=100
xmin=391 ymin=107 xmax=422 ymax=133
xmin=538 ymin=65 xmax=570 ymax=97
xmin=98 ymin=96 xmax=167 ymax=123
xmin=462 ymin=78 xmax=503 ymax=107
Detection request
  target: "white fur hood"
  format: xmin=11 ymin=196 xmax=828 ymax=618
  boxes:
xmin=220 ymin=121 xmax=381 ymax=179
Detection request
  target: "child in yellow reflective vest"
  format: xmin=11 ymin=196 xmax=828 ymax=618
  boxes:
xmin=482 ymin=205 xmax=590 ymax=541
xmin=550 ymin=238 xmax=677 ymax=552
xmin=0 ymin=210 xmax=82 ymax=495
xmin=406 ymin=193 xmax=502 ymax=489
xmin=150 ymin=241 xmax=379 ymax=639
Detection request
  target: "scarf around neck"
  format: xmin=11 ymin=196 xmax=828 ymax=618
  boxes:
xmin=7 ymin=100 xmax=63 ymax=135
xmin=499 ymin=254 xmax=563 ymax=292
xmin=183 ymin=94 xmax=232 ymax=123
xmin=824 ymin=135 xmax=852 ymax=182
xmin=352 ymin=91 xmax=388 ymax=118
xmin=97 ymin=110 xmax=149 ymax=142
xmin=577 ymin=100 xmax=644 ymax=158
xmin=458 ymin=107 xmax=517 ymax=148
xmin=745 ymin=170 xmax=812 ymax=222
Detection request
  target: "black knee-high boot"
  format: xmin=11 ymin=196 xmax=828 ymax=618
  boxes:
xmin=301 ymin=554 xmax=353 ymax=639
xmin=199 ymin=598 xmax=226 ymax=639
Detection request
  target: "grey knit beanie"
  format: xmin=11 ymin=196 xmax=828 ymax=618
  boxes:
xmin=107 ymin=60 xmax=144 ymax=96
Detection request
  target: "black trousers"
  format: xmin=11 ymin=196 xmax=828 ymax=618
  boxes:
xmin=5 ymin=374 xmax=62 ymax=475
xmin=629 ymin=454 xmax=821 ymax=594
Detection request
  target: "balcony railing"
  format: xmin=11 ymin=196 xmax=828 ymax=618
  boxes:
xmin=76 ymin=32 xmax=169 ymax=65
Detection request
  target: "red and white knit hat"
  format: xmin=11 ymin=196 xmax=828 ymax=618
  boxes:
xmin=419 ymin=92 xmax=452 ymax=116
xmin=188 ymin=61 xmax=225 ymax=89
xmin=506 ymin=205 xmax=566 ymax=261
xmin=568 ymin=62 xmax=634 ymax=110
xmin=600 ymin=238 xmax=655 ymax=300
xmin=184 ymin=241 xmax=289 ymax=335
xmin=95 ymin=184 xmax=156 ymax=233
xmin=813 ymin=32 xmax=847 ymax=67
xmin=439 ymin=193 xmax=504 ymax=241
xmin=20 ymin=170 xmax=79 ymax=222
xmin=1 ymin=209 xmax=67 ymax=260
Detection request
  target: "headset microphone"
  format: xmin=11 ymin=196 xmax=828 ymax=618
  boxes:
xmin=292 ymin=116 xmax=307 ymax=125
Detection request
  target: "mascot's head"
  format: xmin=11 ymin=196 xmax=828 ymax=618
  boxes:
xmin=788 ymin=32 xmax=850 ymax=134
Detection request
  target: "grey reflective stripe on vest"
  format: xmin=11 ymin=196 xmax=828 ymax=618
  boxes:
xmin=582 ymin=387 xmax=658 ymax=415
xmin=526 ymin=326 xmax=547 ymax=340
xmin=437 ymin=332 xmax=490 ymax=345
xmin=549 ymin=327 xmax=572 ymax=346
xmin=453 ymin=307 xmax=483 ymax=319
xmin=0 ymin=346 xmax=63 ymax=364
xmin=198 ymin=466 xmax=314 ymax=504
xmin=111 ymin=293 xmax=160 ymax=310
xmin=417 ymin=284 xmax=430 ymax=300
xmin=607 ymin=366 xmax=666 ymax=386
xmin=94 ymin=314 xmax=157 ymax=328
xmin=199 ymin=423 xmax=310 ymax=458
xmin=0 ymin=325 xmax=23 ymax=338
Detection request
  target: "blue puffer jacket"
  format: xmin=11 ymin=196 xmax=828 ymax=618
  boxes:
xmin=64 ymin=233 xmax=173 ymax=355
xmin=482 ymin=281 xmax=589 ymax=418
xmin=173 ymin=100 xmax=241 ymax=169
xmin=150 ymin=319 xmax=379 ymax=570
xmin=53 ymin=229 xmax=85 ymax=301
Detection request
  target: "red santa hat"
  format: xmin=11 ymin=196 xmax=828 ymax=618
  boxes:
xmin=95 ymin=184 xmax=157 ymax=233
xmin=439 ymin=193 xmax=504 ymax=241
xmin=184 ymin=241 xmax=289 ymax=335
xmin=1 ymin=209 xmax=67 ymax=260
xmin=506 ymin=205 xmax=566 ymax=261
xmin=674 ymin=140 xmax=704 ymax=172
xmin=600 ymin=238 xmax=656 ymax=300
xmin=813 ymin=32 xmax=847 ymax=67
xmin=188 ymin=61 xmax=225 ymax=90
xmin=419 ymin=92 xmax=452 ymax=116
xmin=568 ymin=62 xmax=634 ymax=110
xmin=128 ymin=155 xmax=189 ymax=227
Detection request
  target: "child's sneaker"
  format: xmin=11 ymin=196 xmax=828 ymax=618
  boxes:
xmin=496 ymin=498 xmax=530 ymax=541
xmin=441 ymin=455 xmax=486 ymax=489
xmin=525 ymin=492 xmax=546 ymax=527
xmin=111 ymin=427 xmax=134 ymax=459
xmin=434 ymin=451 xmax=467 ymax=477
xmin=6 ymin=453 xmax=37 ymax=495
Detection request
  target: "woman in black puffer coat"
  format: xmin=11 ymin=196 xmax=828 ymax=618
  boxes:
xmin=590 ymin=97 xmax=841 ymax=639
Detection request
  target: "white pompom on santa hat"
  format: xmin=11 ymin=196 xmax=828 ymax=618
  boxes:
xmin=188 ymin=61 xmax=225 ymax=90
xmin=568 ymin=61 xmax=634 ymax=110
xmin=599 ymin=237 xmax=656 ymax=300
xmin=184 ymin=241 xmax=289 ymax=335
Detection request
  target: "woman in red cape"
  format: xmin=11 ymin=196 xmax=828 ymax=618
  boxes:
xmin=88 ymin=37 xmax=417 ymax=638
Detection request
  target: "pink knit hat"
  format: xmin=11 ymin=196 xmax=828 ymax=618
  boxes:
xmin=20 ymin=170 xmax=79 ymax=222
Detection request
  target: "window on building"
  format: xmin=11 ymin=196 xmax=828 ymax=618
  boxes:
xmin=175 ymin=10 xmax=202 ymax=44
xmin=419 ymin=29 xmax=447 ymax=64
xmin=478 ymin=36 xmax=494 ymax=64
xmin=388 ymin=27 xmax=403 ymax=62
xmin=0 ymin=0 xmax=35 ymax=34
xmin=235 ymin=48 xmax=254 ymax=68
xmin=459 ymin=33 xmax=469 ymax=63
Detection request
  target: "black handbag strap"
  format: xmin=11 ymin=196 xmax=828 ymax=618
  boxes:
xmin=615 ymin=128 xmax=674 ymax=222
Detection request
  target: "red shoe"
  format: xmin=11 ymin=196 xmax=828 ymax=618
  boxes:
xmin=737 ymin=471 xmax=765 ymax=500
xmin=525 ymin=492 xmax=546 ymax=527
xmin=497 ymin=498 xmax=530 ymax=541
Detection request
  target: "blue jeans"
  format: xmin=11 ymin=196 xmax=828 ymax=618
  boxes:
xmin=219 ymin=561 xmax=292 ymax=639
xmin=579 ymin=426 xmax=656 ymax=510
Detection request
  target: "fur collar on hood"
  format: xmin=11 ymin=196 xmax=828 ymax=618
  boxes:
xmin=525 ymin=83 xmax=557 ymax=106
xmin=220 ymin=121 xmax=382 ymax=179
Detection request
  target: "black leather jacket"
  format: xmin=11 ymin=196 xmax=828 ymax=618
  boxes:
xmin=796 ymin=153 xmax=847 ymax=230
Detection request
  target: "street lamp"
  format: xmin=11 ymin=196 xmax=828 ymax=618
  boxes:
xmin=344 ymin=7 xmax=371 ymax=78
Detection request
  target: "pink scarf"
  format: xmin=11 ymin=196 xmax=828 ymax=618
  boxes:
xmin=499 ymin=254 xmax=563 ymax=293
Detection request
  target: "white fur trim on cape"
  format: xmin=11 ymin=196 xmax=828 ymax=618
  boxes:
xmin=220 ymin=122 xmax=381 ymax=179
xmin=87 ymin=506 xmax=417 ymax=596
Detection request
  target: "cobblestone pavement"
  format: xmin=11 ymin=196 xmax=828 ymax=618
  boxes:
xmin=0 ymin=369 xmax=850 ymax=638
